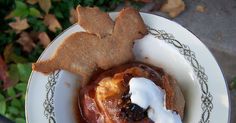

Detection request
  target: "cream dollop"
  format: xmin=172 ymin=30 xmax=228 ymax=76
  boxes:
xmin=129 ymin=77 xmax=182 ymax=123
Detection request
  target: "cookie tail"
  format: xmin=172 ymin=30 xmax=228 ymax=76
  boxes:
xmin=32 ymin=59 xmax=58 ymax=74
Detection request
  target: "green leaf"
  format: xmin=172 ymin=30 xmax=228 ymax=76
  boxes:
xmin=29 ymin=7 xmax=41 ymax=17
xmin=8 ymin=64 xmax=20 ymax=84
xmin=15 ymin=1 xmax=27 ymax=10
xmin=15 ymin=118 xmax=26 ymax=123
xmin=7 ymin=87 xmax=16 ymax=97
xmin=10 ymin=53 xmax=28 ymax=63
xmin=28 ymin=17 xmax=47 ymax=32
xmin=15 ymin=83 xmax=27 ymax=92
xmin=12 ymin=1 xmax=29 ymax=17
xmin=20 ymin=111 xmax=25 ymax=117
xmin=20 ymin=94 xmax=25 ymax=103
xmin=27 ymin=44 xmax=44 ymax=61
xmin=5 ymin=113 xmax=13 ymax=120
xmin=230 ymin=77 xmax=236 ymax=90
xmin=54 ymin=11 xmax=64 ymax=19
xmin=8 ymin=106 xmax=19 ymax=115
xmin=11 ymin=99 xmax=22 ymax=109
xmin=17 ymin=63 xmax=32 ymax=82
xmin=0 ymin=94 xmax=5 ymax=101
xmin=96 ymin=0 xmax=105 ymax=5
xmin=0 ymin=101 xmax=6 ymax=115
xmin=83 ymin=0 xmax=94 ymax=6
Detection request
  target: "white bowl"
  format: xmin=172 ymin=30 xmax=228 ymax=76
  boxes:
xmin=25 ymin=12 xmax=230 ymax=123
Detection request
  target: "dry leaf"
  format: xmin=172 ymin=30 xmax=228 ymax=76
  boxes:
xmin=196 ymin=5 xmax=206 ymax=13
xmin=9 ymin=17 xmax=30 ymax=33
xmin=3 ymin=43 xmax=27 ymax=64
xmin=39 ymin=0 xmax=51 ymax=13
xmin=160 ymin=0 xmax=185 ymax=18
xmin=3 ymin=44 xmax=14 ymax=63
xmin=0 ymin=56 xmax=12 ymax=89
xmin=69 ymin=8 xmax=78 ymax=24
xmin=38 ymin=32 xmax=51 ymax=47
xmin=4 ymin=12 xmax=14 ymax=20
xmin=17 ymin=32 xmax=36 ymax=53
xmin=26 ymin=0 xmax=38 ymax=4
xmin=44 ymin=14 xmax=62 ymax=32
xmin=29 ymin=31 xmax=40 ymax=41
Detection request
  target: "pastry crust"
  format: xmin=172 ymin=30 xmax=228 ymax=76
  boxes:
xmin=32 ymin=7 xmax=148 ymax=85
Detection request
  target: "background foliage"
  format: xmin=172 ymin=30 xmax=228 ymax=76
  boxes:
xmin=0 ymin=0 xmax=149 ymax=122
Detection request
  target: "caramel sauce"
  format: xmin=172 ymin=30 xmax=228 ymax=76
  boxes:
xmin=73 ymin=89 xmax=86 ymax=123
xmin=73 ymin=62 xmax=164 ymax=123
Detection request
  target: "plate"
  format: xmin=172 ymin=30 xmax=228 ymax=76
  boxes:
xmin=25 ymin=12 xmax=230 ymax=123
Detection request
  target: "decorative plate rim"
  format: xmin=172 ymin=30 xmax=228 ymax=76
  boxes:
xmin=25 ymin=12 xmax=231 ymax=123
xmin=25 ymin=23 xmax=77 ymax=123
xmin=147 ymin=26 xmax=213 ymax=123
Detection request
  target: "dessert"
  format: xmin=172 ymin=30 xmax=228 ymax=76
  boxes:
xmin=32 ymin=6 xmax=185 ymax=123
xmin=79 ymin=63 xmax=185 ymax=123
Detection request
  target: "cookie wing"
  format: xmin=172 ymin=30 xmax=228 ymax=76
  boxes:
xmin=113 ymin=7 xmax=148 ymax=41
xmin=77 ymin=6 xmax=114 ymax=38
xmin=33 ymin=32 xmax=99 ymax=85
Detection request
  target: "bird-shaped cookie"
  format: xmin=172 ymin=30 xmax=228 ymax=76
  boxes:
xmin=32 ymin=6 xmax=148 ymax=85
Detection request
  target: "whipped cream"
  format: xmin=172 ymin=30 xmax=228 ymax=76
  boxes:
xmin=129 ymin=77 xmax=182 ymax=123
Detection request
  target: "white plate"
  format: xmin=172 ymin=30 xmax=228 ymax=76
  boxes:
xmin=25 ymin=12 xmax=230 ymax=123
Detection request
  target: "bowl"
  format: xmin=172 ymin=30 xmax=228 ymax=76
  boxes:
xmin=25 ymin=12 xmax=230 ymax=123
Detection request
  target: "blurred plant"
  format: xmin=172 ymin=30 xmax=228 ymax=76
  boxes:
xmin=0 ymin=0 xmax=154 ymax=122
xmin=230 ymin=77 xmax=236 ymax=90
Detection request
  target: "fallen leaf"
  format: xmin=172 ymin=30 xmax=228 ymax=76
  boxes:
xmin=196 ymin=5 xmax=206 ymax=13
xmin=8 ymin=17 xmax=30 ymax=33
xmin=38 ymin=32 xmax=51 ymax=47
xmin=69 ymin=8 xmax=78 ymax=24
xmin=17 ymin=32 xmax=36 ymax=53
xmin=3 ymin=44 xmax=27 ymax=63
xmin=44 ymin=14 xmax=62 ymax=32
xmin=38 ymin=0 xmax=51 ymax=13
xmin=160 ymin=0 xmax=185 ymax=18
xmin=4 ymin=12 xmax=14 ymax=20
xmin=29 ymin=31 xmax=40 ymax=41
xmin=0 ymin=56 xmax=12 ymax=89
xmin=3 ymin=44 xmax=14 ymax=63
xmin=26 ymin=0 xmax=38 ymax=4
